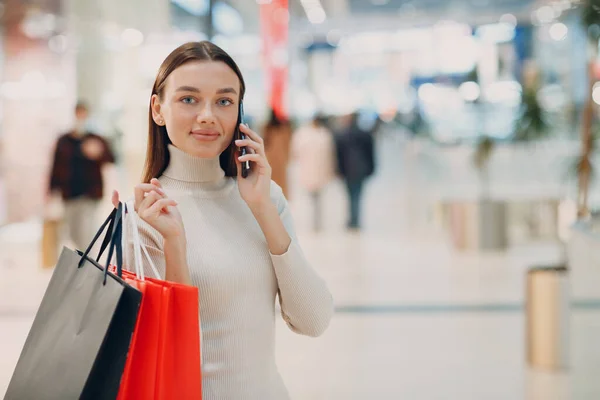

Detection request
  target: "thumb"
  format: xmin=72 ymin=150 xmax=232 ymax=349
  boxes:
xmin=111 ymin=190 xmax=120 ymax=208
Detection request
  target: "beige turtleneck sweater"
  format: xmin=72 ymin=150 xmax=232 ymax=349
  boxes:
xmin=127 ymin=144 xmax=333 ymax=399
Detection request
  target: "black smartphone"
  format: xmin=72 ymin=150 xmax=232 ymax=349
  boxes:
xmin=238 ymin=102 xmax=250 ymax=178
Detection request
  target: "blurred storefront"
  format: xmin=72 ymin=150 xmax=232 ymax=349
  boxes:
xmin=0 ymin=0 xmax=273 ymax=223
xmin=1 ymin=0 xmax=73 ymax=224
xmin=0 ymin=0 xmax=597 ymax=223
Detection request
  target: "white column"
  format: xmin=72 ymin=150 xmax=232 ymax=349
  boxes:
xmin=0 ymin=0 xmax=73 ymax=223
xmin=64 ymin=0 xmax=171 ymax=201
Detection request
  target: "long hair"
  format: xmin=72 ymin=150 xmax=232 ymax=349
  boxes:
xmin=141 ymin=41 xmax=246 ymax=183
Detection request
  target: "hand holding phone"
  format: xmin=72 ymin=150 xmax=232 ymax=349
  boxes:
xmin=239 ymin=103 xmax=250 ymax=178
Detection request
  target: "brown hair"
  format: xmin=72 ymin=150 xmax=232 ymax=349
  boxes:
xmin=141 ymin=41 xmax=246 ymax=183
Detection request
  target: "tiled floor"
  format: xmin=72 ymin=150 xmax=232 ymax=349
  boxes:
xmin=2 ymin=131 xmax=600 ymax=399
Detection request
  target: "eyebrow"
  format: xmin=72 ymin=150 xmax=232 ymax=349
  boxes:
xmin=175 ymin=86 xmax=238 ymax=95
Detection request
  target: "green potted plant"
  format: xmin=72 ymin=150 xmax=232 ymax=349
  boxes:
xmin=463 ymin=135 xmax=509 ymax=251
xmin=514 ymin=77 xmax=557 ymax=238
xmin=514 ymin=82 xmax=550 ymax=143
xmin=464 ymin=71 xmax=550 ymax=250
xmin=447 ymin=68 xmax=509 ymax=251
xmin=473 ymin=135 xmax=495 ymax=198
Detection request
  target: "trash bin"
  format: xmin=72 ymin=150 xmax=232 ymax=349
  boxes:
xmin=525 ymin=265 xmax=569 ymax=370
xmin=446 ymin=200 xmax=507 ymax=251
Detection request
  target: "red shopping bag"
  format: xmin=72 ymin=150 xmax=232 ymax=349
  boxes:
xmin=116 ymin=270 xmax=202 ymax=400
xmin=148 ymin=276 xmax=202 ymax=399
xmin=116 ymin=278 xmax=163 ymax=400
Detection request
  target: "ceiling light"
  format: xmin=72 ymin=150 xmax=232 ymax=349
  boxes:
xmin=549 ymin=22 xmax=568 ymax=41
xmin=476 ymin=23 xmax=516 ymax=43
xmin=499 ymin=13 xmax=517 ymax=27
xmin=535 ymin=6 xmax=555 ymax=24
xmin=121 ymin=29 xmax=144 ymax=47
xmin=593 ymin=83 xmax=600 ymax=105
xmin=459 ymin=81 xmax=480 ymax=102
xmin=307 ymin=7 xmax=326 ymax=24
xmin=301 ymin=0 xmax=326 ymax=24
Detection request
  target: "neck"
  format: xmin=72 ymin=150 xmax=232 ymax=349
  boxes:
xmin=162 ymin=144 xmax=225 ymax=184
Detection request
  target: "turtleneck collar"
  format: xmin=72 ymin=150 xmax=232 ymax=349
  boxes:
xmin=162 ymin=144 xmax=226 ymax=183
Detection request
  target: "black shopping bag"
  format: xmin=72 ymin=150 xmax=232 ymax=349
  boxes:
xmin=5 ymin=203 xmax=142 ymax=400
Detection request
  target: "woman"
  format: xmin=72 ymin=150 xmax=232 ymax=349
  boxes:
xmin=262 ymin=108 xmax=292 ymax=198
xmin=291 ymin=114 xmax=336 ymax=232
xmin=112 ymin=41 xmax=333 ymax=399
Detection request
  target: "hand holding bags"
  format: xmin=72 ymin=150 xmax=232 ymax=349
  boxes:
xmin=116 ymin=203 xmax=202 ymax=400
xmin=5 ymin=203 xmax=143 ymax=400
xmin=7 ymin=200 xmax=203 ymax=400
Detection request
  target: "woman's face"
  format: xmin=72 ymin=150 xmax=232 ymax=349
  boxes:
xmin=152 ymin=61 xmax=241 ymax=159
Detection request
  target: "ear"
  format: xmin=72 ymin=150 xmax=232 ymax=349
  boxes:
xmin=151 ymin=94 xmax=164 ymax=126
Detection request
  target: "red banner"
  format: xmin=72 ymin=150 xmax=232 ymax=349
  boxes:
xmin=259 ymin=0 xmax=289 ymax=120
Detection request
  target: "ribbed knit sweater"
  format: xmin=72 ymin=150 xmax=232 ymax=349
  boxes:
xmin=130 ymin=144 xmax=334 ymax=399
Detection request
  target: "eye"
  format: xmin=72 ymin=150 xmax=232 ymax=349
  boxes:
xmin=181 ymin=97 xmax=196 ymax=104
xmin=217 ymin=98 xmax=233 ymax=107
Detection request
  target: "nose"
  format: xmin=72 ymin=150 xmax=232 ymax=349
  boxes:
xmin=197 ymin=103 xmax=216 ymax=125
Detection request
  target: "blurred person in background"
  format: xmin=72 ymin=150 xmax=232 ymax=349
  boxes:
xmin=291 ymin=113 xmax=336 ymax=232
xmin=47 ymin=101 xmax=115 ymax=250
xmin=263 ymin=108 xmax=292 ymax=198
xmin=335 ymin=112 xmax=376 ymax=231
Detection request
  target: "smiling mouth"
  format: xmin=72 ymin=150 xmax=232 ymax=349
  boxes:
xmin=191 ymin=130 xmax=220 ymax=141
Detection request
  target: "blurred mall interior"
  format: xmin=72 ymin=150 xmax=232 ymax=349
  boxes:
xmin=2 ymin=0 xmax=600 ymax=398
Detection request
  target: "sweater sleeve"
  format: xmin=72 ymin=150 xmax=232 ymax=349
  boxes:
xmin=269 ymin=182 xmax=334 ymax=337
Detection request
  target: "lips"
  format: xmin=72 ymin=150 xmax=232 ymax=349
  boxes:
xmin=191 ymin=129 xmax=220 ymax=141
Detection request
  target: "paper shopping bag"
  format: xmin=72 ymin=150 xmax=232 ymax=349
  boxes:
xmin=5 ymin=204 xmax=142 ymax=400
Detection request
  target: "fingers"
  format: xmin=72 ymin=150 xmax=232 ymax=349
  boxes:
xmin=111 ymin=190 xmax=120 ymax=208
xmin=235 ymin=157 xmax=242 ymax=178
xmin=145 ymin=198 xmax=178 ymax=217
xmin=134 ymin=183 xmax=165 ymax=211
xmin=235 ymin=139 xmax=264 ymax=156
xmin=236 ymin=125 xmax=264 ymax=158
xmin=239 ymin=124 xmax=263 ymax=145
xmin=138 ymin=190 xmax=162 ymax=213
xmin=134 ymin=186 xmax=144 ymax=209
xmin=238 ymin=153 xmax=270 ymax=170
